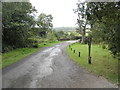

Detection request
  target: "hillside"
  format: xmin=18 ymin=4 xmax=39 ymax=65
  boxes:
xmin=54 ymin=27 xmax=76 ymax=31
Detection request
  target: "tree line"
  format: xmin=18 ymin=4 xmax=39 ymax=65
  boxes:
xmin=2 ymin=2 xmax=78 ymax=53
xmin=2 ymin=2 xmax=54 ymax=52
xmin=75 ymin=1 xmax=120 ymax=57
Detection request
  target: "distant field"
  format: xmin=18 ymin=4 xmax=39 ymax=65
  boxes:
xmin=54 ymin=27 xmax=76 ymax=31
xmin=66 ymin=42 xmax=119 ymax=84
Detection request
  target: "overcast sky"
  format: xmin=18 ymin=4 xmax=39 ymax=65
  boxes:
xmin=30 ymin=0 xmax=85 ymax=28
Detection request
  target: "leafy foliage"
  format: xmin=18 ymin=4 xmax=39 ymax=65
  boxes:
xmin=86 ymin=2 xmax=120 ymax=56
xmin=74 ymin=2 xmax=89 ymax=43
xmin=46 ymin=30 xmax=57 ymax=41
xmin=2 ymin=2 xmax=37 ymax=52
xmin=55 ymin=31 xmax=79 ymax=40
xmin=37 ymin=13 xmax=53 ymax=37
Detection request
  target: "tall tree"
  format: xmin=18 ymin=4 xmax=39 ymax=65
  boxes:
xmin=74 ymin=2 xmax=88 ymax=43
xmin=2 ymin=2 xmax=37 ymax=52
xmin=86 ymin=2 xmax=120 ymax=56
xmin=37 ymin=13 xmax=53 ymax=37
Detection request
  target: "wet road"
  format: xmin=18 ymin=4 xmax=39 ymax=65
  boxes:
xmin=2 ymin=41 xmax=117 ymax=88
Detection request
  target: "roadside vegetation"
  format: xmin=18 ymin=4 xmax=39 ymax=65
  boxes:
xmin=2 ymin=41 xmax=62 ymax=68
xmin=2 ymin=48 xmax=39 ymax=68
xmin=66 ymin=43 xmax=119 ymax=84
xmin=74 ymin=2 xmax=120 ymax=57
xmin=65 ymin=1 xmax=120 ymax=85
xmin=2 ymin=2 xmax=80 ymax=68
xmin=2 ymin=1 xmax=119 ymax=85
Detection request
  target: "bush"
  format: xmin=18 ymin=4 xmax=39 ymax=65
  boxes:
xmin=46 ymin=32 xmax=57 ymax=41
xmin=102 ymin=45 xmax=106 ymax=49
xmin=43 ymin=43 xmax=46 ymax=45
xmin=32 ymin=44 xmax=39 ymax=48
xmin=2 ymin=45 xmax=13 ymax=53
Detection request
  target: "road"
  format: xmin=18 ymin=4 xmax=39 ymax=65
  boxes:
xmin=2 ymin=41 xmax=117 ymax=88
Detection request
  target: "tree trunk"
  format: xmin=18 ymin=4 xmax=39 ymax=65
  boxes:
xmin=81 ymin=28 xmax=86 ymax=44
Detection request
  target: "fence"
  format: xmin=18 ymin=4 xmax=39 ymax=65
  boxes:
xmin=69 ymin=43 xmax=81 ymax=58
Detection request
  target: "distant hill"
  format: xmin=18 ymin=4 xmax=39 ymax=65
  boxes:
xmin=54 ymin=27 xmax=76 ymax=31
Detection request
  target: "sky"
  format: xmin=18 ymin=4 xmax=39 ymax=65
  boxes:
xmin=30 ymin=0 xmax=85 ymax=28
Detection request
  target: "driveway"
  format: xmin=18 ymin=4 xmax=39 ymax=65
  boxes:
xmin=2 ymin=41 xmax=117 ymax=88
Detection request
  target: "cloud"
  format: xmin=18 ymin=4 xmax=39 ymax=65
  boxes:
xmin=30 ymin=0 xmax=78 ymax=27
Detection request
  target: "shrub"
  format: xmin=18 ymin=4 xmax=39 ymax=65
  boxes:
xmin=32 ymin=44 xmax=39 ymax=48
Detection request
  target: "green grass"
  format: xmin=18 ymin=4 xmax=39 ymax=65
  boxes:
xmin=2 ymin=48 xmax=39 ymax=68
xmin=66 ymin=42 xmax=119 ymax=84
xmin=38 ymin=41 xmax=63 ymax=48
xmin=2 ymin=41 xmax=63 ymax=68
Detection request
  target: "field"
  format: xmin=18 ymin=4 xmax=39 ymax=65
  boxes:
xmin=66 ymin=42 xmax=119 ymax=84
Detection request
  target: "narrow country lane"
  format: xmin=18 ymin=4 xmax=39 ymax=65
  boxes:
xmin=2 ymin=41 xmax=117 ymax=88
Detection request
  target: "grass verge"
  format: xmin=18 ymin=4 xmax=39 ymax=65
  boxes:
xmin=66 ymin=42 xmax=119 ymax=84
xmin=2 ymin=48 xmax=39 ymax=68
xmin=38 ymin=41 xmax=63 ymax=48
xmin=2 ymin=41 xmax=63 ymax=68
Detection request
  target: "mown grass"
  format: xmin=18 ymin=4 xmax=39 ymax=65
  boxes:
xmin=66 ymin=42 xmax=119 ymax=84
xmin=2 ymin=41 xmax=63 ymax=68
xmin=2 ymin=48 xmax=39 ymax=68
xmin=38 ymin=41 xmax=63 ymax=48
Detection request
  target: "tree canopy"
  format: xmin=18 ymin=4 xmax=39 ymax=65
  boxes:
xmin=74 ymin=2 xmax=89 ymax=43
xmin=86 ymin=2 xmax=120 ymax=56
xmin=37 ymin=13 xmax=53 ymax=37
xmin=2 ymin=2 xmax=37 ymax=52
xmin=75 ymin=1 xmax=120 ymax=56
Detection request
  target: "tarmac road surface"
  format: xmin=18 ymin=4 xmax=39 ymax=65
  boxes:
xmin=2 ymin=41 xmax=117 ymax=88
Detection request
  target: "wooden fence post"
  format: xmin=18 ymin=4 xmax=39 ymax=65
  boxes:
xmin=88 ymin=36 xmax=92 ymax=64
xmin=74 ymin=50 xmax=75 ymax=53
xmin=78 ymin=52 xmax=80 ymax=57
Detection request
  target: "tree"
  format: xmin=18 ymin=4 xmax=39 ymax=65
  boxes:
xmin=37 ymin=13 xmax=53 ymax=37
xmin=46 ymin=30 xmax=57 ymax=41
xmin=86 ymin=2 xmax=120 ymax=56
xmin=2 ymin=2 xmax=37 ymax=52
xmin=90 ymin=22 xmax=106 ymax=44
xmin=55 ymin=31 xmax=64 ymax=40
xmin=74 ymin=2 xmax=88 ymax=43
